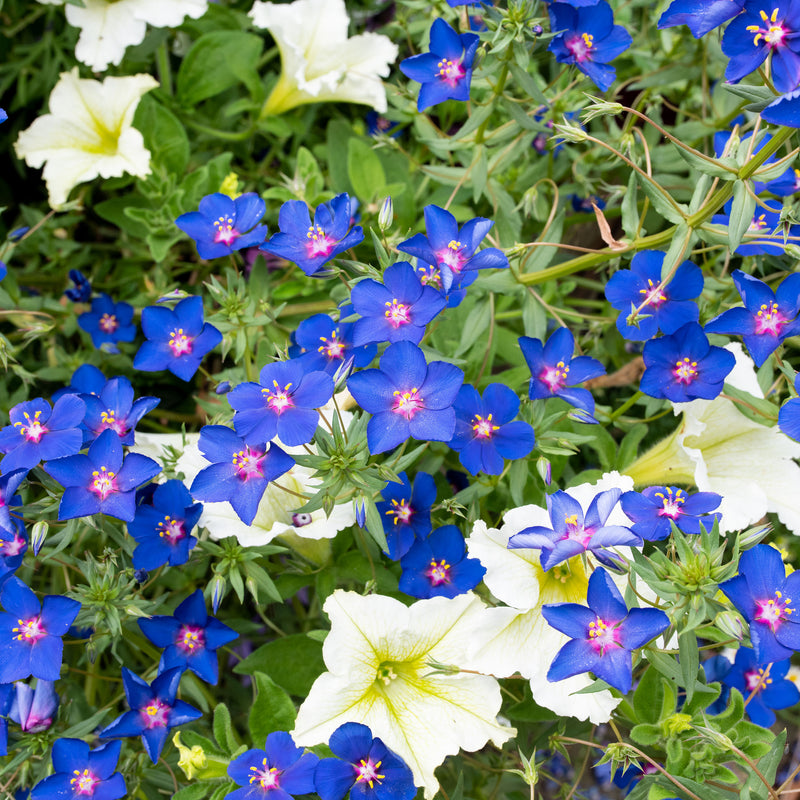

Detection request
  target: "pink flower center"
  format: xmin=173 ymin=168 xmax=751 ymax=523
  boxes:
xmin=158 ymin=515 xmax=186 ymax=543
xmin=250 ymin=760 xmax=281 ymax=790
xmin=472 ymin=414 xmax=498 ymax=440
xmin=417 ymin=265 xmax=442 ymax=289
xmin=755 ymin=589 xmax=793 ymax=632
xmin=176 ymin=624 xmax=205 ymax=654
xmin=232 ymin=447 xmax=265 ymax=480
xmin=746 ymin=8 xmax=786 ymax=46
xmin=99 ymin=313 xmax=119 ymax=333
xmin=754 ymin=301 xmax=787 ymax=336
xmin=70 ymin=769 xmax=100 ymax=796
xmin=387 ymin=498 xmax=413 ymax=524
xmin=540 ymin=360 xmax=570 ymax=392
xmin=214 ymin=215 xmax=239 ymax=246
xmin=437 ymin=58 xmax=466 ymax=86
xmin=13 ymin=410 xmax=48 ymax=443
xmin=140 ymin=699 xmax=170 ymax=729
xmin=262 ymin=381 xmax=295 ymax=414
xmin=318 ymin=331 xmax=345 ymax=360
xmin=99 ymin=409 xmax=127 ymax=436
xmin=355 ymin=758 xmax=386 ymax=788
xmin=392 ymin=388 xmax=424 ymax=420
xmin=588 ymin=616 xmax=621 ymax=654
xmin=0 ymin=533 xmax=26 ymax=557
xmin=426 ymin=559 xmax=451 ymax=587
xmin=169 ymin=328 xmax=193 ymax=357
xmin=566 ymin=32 xmax=594 ymax=62
xmin=655 ymin=487 xmax=686 ymax=520
xmin=385 ymin=299 xmax=411 ymax=328
xmin=673 ymin=357 xmax=697 ymax=384
xmin=90 ymin=466 xmax=117 ymax=501
xmin=749 ymin=213 xmax=770 ymax=233
xmin=436 ymin=240 xmax=466 ymax=273
xmin=638 ymin=278 xmax=667 ymax=308
xmin=12 ymin=615 xmax=45 ymax=643
xmin=745 ymin=667 xmax=773 ymax=693
xmin=563 ymin=513 xmax=594 ymax=547
xmin=306 ymin=225 xmax=335 ymax=258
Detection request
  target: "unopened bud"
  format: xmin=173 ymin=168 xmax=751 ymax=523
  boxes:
xmin=378 ymin=197 xmax=393 ymax=231
xmin=553 ymin=120 xmax=588 ymax=144
xmin=714 ymin=610 xmax=745 ymax=641
xmin=536 ymin=456 xmax=551 ymax=486
xmin=355 ymin=499 xmax=367 ymax=528
xmin=124 ymin=605 xmax=152 ymax=619
xmin=567 ymin=408 xmax=599 ymax=425
xmin=738 ymin=523 xmax=772 ymax=549
xmin=211 ymin=575 xmax=225 ymax=614
xmin=215 ymin=380 xmax=232 ymax=395
xmin=31 ymin=521 xmax=48 ymax=556
xmin=784 ymin=244 xmax=800 ymax=260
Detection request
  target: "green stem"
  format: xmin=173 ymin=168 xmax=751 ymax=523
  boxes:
xmin=157 ymin=42 xmax=173 ymax=96
xmin=182 ymin=118 xmax=256 ymax=142
xmin=604 ymin=390 xmax=644 ymax=424
xmin=475 ymin=60 xmax=511 ymax=145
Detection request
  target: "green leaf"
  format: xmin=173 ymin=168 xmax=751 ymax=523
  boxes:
xmin=678 ymin=630 xmax=700 ymax=702
xmin=233 ymin=634 xmax=325 ymax=696
xmin=636 ymin=172 xmax=687 ymax=225
xmin=347 ymin=138 xmax=386 ymax=202
xmin=720 ymin=382 xmax=778 ymax=426
xmin=249 ymin=672 xmax=297 ymax=743
xmin=621 ymin=171 xmax=641 ymax=239
xmin=134 ymin=95 xmax=190 ymax=174
xmin=172 ymin=785 xmax=211 ymax=800
xmin=632 ymin=665 xmax=664 ymax=725
xmin=213 ymin=703 xmax=240 ymax=754
xmin=674 ymin=144 xmax=738 ymax=180
xmin=728 ymin=180 xmax=757 ymax=252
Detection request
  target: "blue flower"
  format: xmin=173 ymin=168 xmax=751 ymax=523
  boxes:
xmin=176 ymin=192 xmax=268 ymax=260
xmin=127 ymin=480 xmax=202 ymax=570
xmin=228 ymin=360 xmax=334 ymax=447
xmin=30 ymin=739 xmax=126 ymax=800
xmin=347 ymin=341 xmax=464 ymax=455
xmin=99 ymin=667 xmax=202 ymax=764
xmin=376 ymin=471 xmax=436 ymax=560
xmin=639 ymin=322 xmax=735 ymax=402
xmin=227 ymin=731 xmax=319 ymax=800
xmin=399 ymin=525 xmax=485 ymax=599
xmin=0 ymin=109 xmax=6 ymax=124
xmin=704 ymin=270 xmax=800 ymax=366
xmin=605 ymin=251 xmax=703 ymax=341
xmin=292 ymin=310 xmax=377 ymax=376
xmin=571 ymin=194 xmax=605 ymax=213
xmin=0 ymin=577 xmax=80 ymax=683
xmin=762 ymin=86 xmax=800 ymax=127
xmin=620 ymin=486 xmax=721 ymax=541
xmin=548 ymin=2 xmax=632 ymax=92
xmin=315 ymin=722 xmax=416 ymax=800
xmin=712 ymin=199 xmax=800 ymax=255
xmin=82 ymin=376 xmax=160 ymax=446
xmin=64 ymin=269 xmax=92 ymax=303
xmin=658 ymin=0 xmax=745 ymax=38
xmin=719 ymin=544 xmax=800 ymax=664
xmin=43 ymin=429 xmax=161 ymax=522
xmin=53 ymin=364 xmax=107 ymax=401
xmin=399 ymin=18 xmax=479 ymax=111
xmin=260 ymin=194 xmax=364 ymax=277
xmin=77 ymin=294 xmax=136 ymax=353
xmin=542 ymin=568 xmax=670 ymax=693
xmin=134 ymin=296 xmax=223 ymax=382
xmin=779 ymin=374 xmax=800 ymax=442
xmin=365 ymin=111 xmax=402 ymax=138
xmin=508 ymin=488 xmax=640 ymax=571
xmin=9 ymin=679 xmax=58 ymax=733
xmin=0 ymin=469 xmax=26 ymax=532
xmin=449 ymin=383 xmax=535 ymax=475
xmin=139 ymin=590 xmax=238 ymax=685
xmin=189 ymin=426 xmax=295 ymax=525
xmin=518 ymin=327 xmax=605 ymax=418
xmin=350 ymin=261 xmax=446 ymax=346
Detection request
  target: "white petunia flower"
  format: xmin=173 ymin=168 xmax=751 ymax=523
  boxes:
xmin=625 ymin=344 xmax=800 ymax=534
xmin=292 ymin=590 xmax=515 ymax=799
xmin=465 ymin=472 xmax=635 ymax=725
xmin=249 ymin=0 xmax=398 ymax=115
xmin=40 ymin=0 xmax=208 ymax=72
xmin=14 ymin=68 xmax=157 ymax=208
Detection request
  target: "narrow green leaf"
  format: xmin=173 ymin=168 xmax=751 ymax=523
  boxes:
xmin=728 ymin=180 xmax=757 ymax=252
xmin=678 ymin=630 xmax=700 ymax=701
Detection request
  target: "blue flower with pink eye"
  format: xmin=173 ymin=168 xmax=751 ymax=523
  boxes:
xmin=399 ymin=525 xmax=485 ymax=599
xmin=518 ymin=327 xmax=605 ymax=418
xmin=449 ymin=383 xmax=535 ymax=475
xmin=227 ymin=731 xmax=319 ymax=800
xmin=605 ymin=250 xmax=703 ymax=341
xmin=508 ymin=488 xmax=640 ymax=571
xmin=138 ymin=590 xmax=238 ymax=686
xmin=347 ymin=341 xmax=464 ymax=455
xmin=82 ymin=376 xmax=160 ymax=447
xmin=189 ymin=426 xmax=295 ymax=525
xmin=376 ymin=471 xmax=436 ymax=560
xmin=0 ymin=517 xmax=28 ymax=580
xmin=134 ymin=295 xmax=222 ymax=382
xmin=175 ymin=192 xmax=268 ymax=260
xmin=704 ymin=270 xmax=800 ymax=367
xmin=98 ymin=667 xmax=202 ymax=764
xmin=548 ymin=1 xmax=633 ymax=92
xmin=30 ymin=739 xmax=126 ymax=800
xmin=0 ymin=470 xmax=26 ymax=531
xmin=228 ymin=360 xmax=334 ymax=447
xmin=0 ymin=577 xmax=81 ymax=683
xmin=542 ymin=568 xmax=670 ymax=694
xmin=658 ymin=0 xmax=745 ymax=37
xmin=260 ymin=194 xmax=363 ymax=277
xmin=78 ymin=293 xmax=136 ymax=353
xmin=43 ymin=429 xmax=161 ymax=523
xmin=620 ymin=486 xmax=722 ymax=541
xmin=399 ymin=18 xmax=479 ymax=111
xmin=64 ymin=269 xmax=92 ymax=303
xmin=640 ymin=322 xmax=735 ymax=402
xmin=292 ymin=310 xmax=377 ymax=376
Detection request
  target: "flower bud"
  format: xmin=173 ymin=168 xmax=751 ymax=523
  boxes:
xmin=354 ymin=499 xmax=367 ymax=528
xmin=211 ymin=575 xmax=225 ymax=614
xmin=536 ymin=457 xmax=551 ymax=486
xmin=714 ymin=609 xmax=745 ymax=642
xmin=378 ymin=196 xmax=393 ymax=231
xmin=738 ymin=523 xmax=771 ymax=549
xmin=215 ymin=380 xmax=232 ymax=395
xmin=31 ymin=520 xmax=48 ymax=556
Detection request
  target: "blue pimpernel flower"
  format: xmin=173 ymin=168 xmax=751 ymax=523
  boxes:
xmin=704 ymin=270 xmax=800 ymax=367
xmin=53 ymin=364 xmax=107 ymax=402
xmin=376 ymin=471 xmax=436 ymax=560
xmin=548 ymin=1 xmax=633 ymax=92
xmin=0 ymin=470 xmax=26 ymax=531
xmin=541 ymin=568 xmax=670 ymax=693
xmin=43 ymin=429 xmax=161 ymax=522
xmin=175 ymin=192 xmax=268 ymax=260
xmin=227 ymin=731 xmax=319 ymax=800
xmin=779 ymin=374 xmax=800 ymax=442
xmin=64 ymin=269 xmax=92 ymax=303
xmin=762 ymin=86 xmax=800 ymax=126
xmin=350 ymin=261 xmax=447 ymax=346
xmin=292 ymin=310 xmax=377 ymax=376
xmin=189 ymin=426 xmax=295 ymax=525
xmin=0 ymin=517 xmax=28 ymax=584
xmin=260 ymin=194 xmax=364 ymax=277
xmin=0 ymin=577 xmax=80 ymax=683
xmin=30 ymin=739 xmax=126 ymax=800
xmin=0 ymin=684 xmax=12 ymax=755
xmin=658 ymin=0 xmax=745 ymax=38
xmin=127 ymin=480 xmax=202 ymax=570
xmin=639 ymin=322 xmax=735 ymax=402
xmin=9 ymin=679 xmax=58 ymax=733
xmin=712 ymin=198 xmax=800 ymax=255
xmin=399 ymin=525 xmax=485 ymax=599
xmin=139 ymin=590 xmax=238 ymax=685
xmin=719 ymin=543 xmax=800 ymax=664
xmin=518 ymin=327 xmax=605 ymax=418
xmin=449 ymin=383 xmax=535 ymax=475
xmin=99 ymin=667 xmax=202 ymax=764
xmin=399 ymin=18 xmax=480 ymax=111
xmin=228 ymin=360 xmax=334 ymax=447
xmin=365 ymin=111 xmax=402 ymax=138
xmin=620 ymin=486 xmax=722 ymax=541
xmin=508 ymin=488 xmax=640 ymax=571
xmin=397 ymin=205 xmax=509 ymax=296
xmin=134 ymin=295 xmax=223 ymax=382
xmin=724 ymin=646 xmax=800 ymax=727
xmin=570 ymin=194 xmax=606 ymax=213
xmin=347 ymin=341 xmax=464 ymax=455
xmin=0 ymin=109 xmax=6 ymax=124
xmin=315 ymin=722 xmax=416 ymax=800
xmin=605 ymin=250 xmax=703 ymax=341
xmin=82 ymin=376 xmax=160 ymax=446
xmin=0 ymin=395 xmax=86 ymax=473
xmin=77 ymin=294 xmax=136 ymax=353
